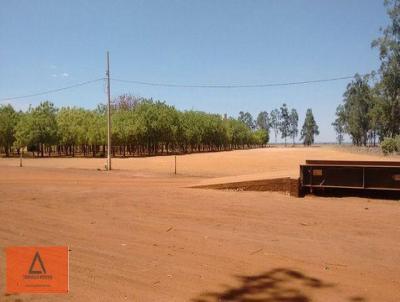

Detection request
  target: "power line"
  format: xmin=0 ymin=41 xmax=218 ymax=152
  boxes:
xmin=0 ymin=78 xmax=104 ymax=102
xmin=111 ymin=75 xmax=357 ymax=88
xmin=0 ymin=74 xmax=360 ymax=103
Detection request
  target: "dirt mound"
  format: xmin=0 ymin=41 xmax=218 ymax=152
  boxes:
xmin=191 ymin=177 xmax=301 ymax=197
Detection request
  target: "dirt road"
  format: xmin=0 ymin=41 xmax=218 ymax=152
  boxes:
xmin=0 ymin=147 xmax=399 ymax=301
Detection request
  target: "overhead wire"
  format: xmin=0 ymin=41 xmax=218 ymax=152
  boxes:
xmin=0 ymin=78 xmax=104 ymax=102
xmin=110 ymin=75 xmax=357 ymax=88
xmin=0 ymin=74 xmax=361 ymax=102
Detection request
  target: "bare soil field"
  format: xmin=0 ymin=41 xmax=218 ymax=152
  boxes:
xmin=0 ymin=146 xmax=399 ymax=301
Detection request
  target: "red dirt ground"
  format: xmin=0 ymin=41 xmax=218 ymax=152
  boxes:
xmin=0 ymin=146 xmax=399 ymax=301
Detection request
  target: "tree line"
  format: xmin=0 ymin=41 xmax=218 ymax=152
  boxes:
xmin=333 ymin=0 xmax=400 ymax=152
xmin=0 ymin=96 xmax=269 ymax=157
xmin=0 ymin=96 xmax=320 ymax=157
xmin=251 ymin=104 xmax=319 ymax=147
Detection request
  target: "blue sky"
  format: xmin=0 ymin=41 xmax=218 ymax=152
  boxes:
xmin=0 ymin=0 xmax=389 ymax=142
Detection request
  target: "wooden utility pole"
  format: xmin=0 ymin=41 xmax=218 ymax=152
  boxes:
xmin=106 ymin=51 xmax=112 ymax=170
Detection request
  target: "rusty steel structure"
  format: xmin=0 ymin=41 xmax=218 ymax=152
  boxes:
xmin=300 ymin=160 xmax=400 ymax=193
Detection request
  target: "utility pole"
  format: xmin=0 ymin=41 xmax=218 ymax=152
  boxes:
xmin=106 ymin=51 xmax=112 ymax=170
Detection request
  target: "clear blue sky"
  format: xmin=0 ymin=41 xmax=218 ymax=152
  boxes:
xmin=0 ymin=0 xmax=389 ymax=142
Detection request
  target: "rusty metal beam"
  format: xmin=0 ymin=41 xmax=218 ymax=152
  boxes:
xmin=300 ymin=160 xmax=400 ymax=192
xmin=305 ymin=160 xmax=400 ymax=167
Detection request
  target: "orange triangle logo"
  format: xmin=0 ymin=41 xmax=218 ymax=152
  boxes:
xmin=28 ymin=251 xmax=47 ymax=274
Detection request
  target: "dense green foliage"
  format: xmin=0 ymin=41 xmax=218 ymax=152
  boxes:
xmin=288 ymin=109 xmax=299 ymax=146
xmin=301 ymin=109 xmax=319 ymax=146
xmin=0 ymin=98 xmax=312 ymax=156
xmin=0 ymin=97 xmax=271 ymax=157
xmin=238 ymin=111 xmax=255 ymax=130
xmin=256 ymin=111 xmax=270 ymax=131
xmin=331 ymin=105 xmax=345 ymax=144
xmin=341 ymin=74 xmax=374 ymax=146
xmin=269 ymin=109 xmax=280 ymax=143
xmin=335 ymin=0 xmax=400 ymax=148
xmin=381 ymin=136 xmax=400 ymax=155
xmin=279 ymin=104 xmax=290 ymax=146
xmin=15 ymin=101 xmax=58 ymax=157
xmin=270 ymin=109 xmax=281 ymax=143
xmin=0 ymin=105 xmax=19 ymax=156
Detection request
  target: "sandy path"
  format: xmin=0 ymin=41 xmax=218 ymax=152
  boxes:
xmin=0 ymin=147 xmax=399 ymax=301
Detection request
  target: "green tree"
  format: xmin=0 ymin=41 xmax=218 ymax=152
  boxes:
xmin=15 ymin=101 xmax=58 ymax=157
xmin=332 ymin=104 xmax=346 ymax=144
xmin=367 ymin=92 xmax=385 ymax=145
xmin=87 ymin=109 xmax=106 ymax=157
xmin=0 ymin=104 xmax=19 ymax=156
xmin=112 ymin=106 xmax=136 ymax=156
xmin=179 ymin=111 xmax=204 ymax=152
xmin=288 ymin=108 xmax=298 ymax=146
xmin=252 ymin=129 xmax=269 ymax=146
xmin=256 ymin=111 xmax=270 ymax=131
xmin=279 ymin=103 xmax=290 ymax=146
xmin=371 ymin=0 xmax=400 ymax=138
xmin=57 ymin=107 xmax=88 ymax=156
xmin=301 ymin=109 xmax=319 ymax=146
xmin=270 ymin=109 xmax=280 ymax=143
xmin=133 ymin=100 xmax=181 ymax=155
xmin=342 ymin=74 xmax=373 ymax=146
xmin=14 ymin=111 xmax=35 ymax=155
xmin=238 ymin=111 xmax=255 ymax=130
xmin=226 ymin=118 xmax=252 ymax=149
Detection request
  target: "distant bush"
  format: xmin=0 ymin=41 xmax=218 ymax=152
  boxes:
xmin=381 ymin=137 xmax=398 ymax=155
xmin=396 ymin=135 xmax=400 ymax=153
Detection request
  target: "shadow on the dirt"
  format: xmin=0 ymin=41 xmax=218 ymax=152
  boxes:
xmin=191 ymin=268 xmax=365 ymax=302
xmin=309 ymin=188 xmax=400 ymax=201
